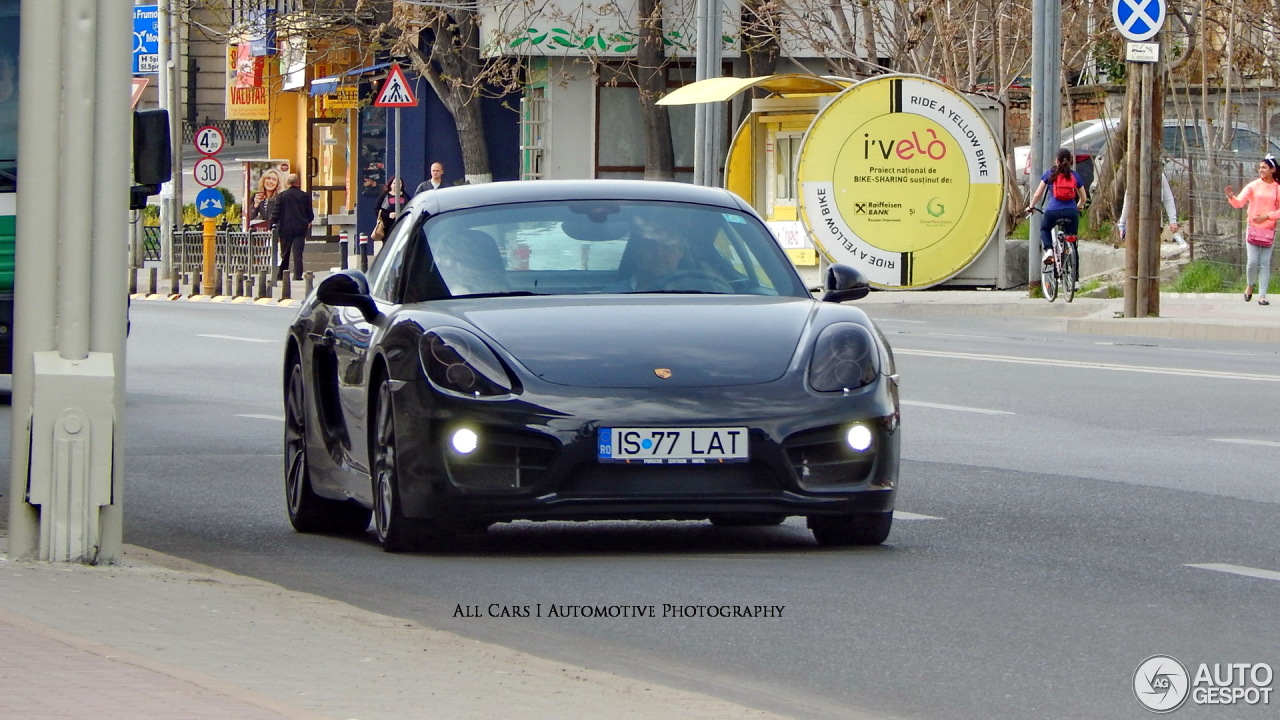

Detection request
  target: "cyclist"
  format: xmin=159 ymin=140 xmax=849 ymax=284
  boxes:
xmin=1025 ymin=148 xmax=1088 ymax=276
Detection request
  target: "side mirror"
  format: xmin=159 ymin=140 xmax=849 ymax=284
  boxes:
xmin=822 ymin=264 xmax=871 ymax=303
xmin=316 ymin=270 xmax=379 ymax=322
xmin=131 ymin=109 xmax=172 ymax=210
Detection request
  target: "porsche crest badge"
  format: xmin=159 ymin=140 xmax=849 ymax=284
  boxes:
xmin=654 ymin=368 xmax=672 ymax=379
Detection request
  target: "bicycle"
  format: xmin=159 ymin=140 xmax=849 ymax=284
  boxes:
xmin=1027 ymin=208 xmax=1078 ymax=303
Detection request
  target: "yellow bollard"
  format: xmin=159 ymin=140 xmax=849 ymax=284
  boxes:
xmin=201 ymin=218 xmax=217 ymax=296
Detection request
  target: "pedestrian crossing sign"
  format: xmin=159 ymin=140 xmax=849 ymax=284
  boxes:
xmin=374 ymin=64 xmax=417 ymax=107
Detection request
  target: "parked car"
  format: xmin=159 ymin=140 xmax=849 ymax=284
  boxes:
xmin=282 ymin=179 xmax=901 ymax=551
xmin=1013 ymin=119 xmax=1116 ymax=198
xmin=1015 ymin=118 xmax=1280 ymax=199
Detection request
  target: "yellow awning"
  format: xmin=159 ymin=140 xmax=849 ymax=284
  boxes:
xmin=656 ymin=74 xmax=854 ymax=106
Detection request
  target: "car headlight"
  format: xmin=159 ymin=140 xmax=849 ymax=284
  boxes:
xmin=419 ymin=328 xmax=517 ymax=397
xmin=808 ymin=322 xmax=880 ymax=392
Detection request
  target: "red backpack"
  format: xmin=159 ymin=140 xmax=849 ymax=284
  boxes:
xmin=1051 ymin=171 xmax=1078 ymax=201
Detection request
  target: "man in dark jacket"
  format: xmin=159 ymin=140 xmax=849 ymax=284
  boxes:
xmin=271 ymin=173 xmax=313 ymax=281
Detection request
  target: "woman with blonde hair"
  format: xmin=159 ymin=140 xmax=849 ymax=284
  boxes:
xmin=248 ymin=169 xmax=281 ymax=231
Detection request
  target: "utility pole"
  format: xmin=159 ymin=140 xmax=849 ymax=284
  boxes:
xmin=157 ymin=0 xmax=181 ymax=279
xmin=1028 ymin=0 xmax=1062 ymax=289
xmin=1115 ymin=0 xmax=1167 ymax=317
xmin=692 ymin=0 xmax=722 ymax=186
xmin=10 ymin=0 xmax=131 ymax=562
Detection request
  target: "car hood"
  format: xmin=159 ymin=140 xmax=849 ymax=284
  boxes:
xmin=441 ymin=296 xmax=815 ymax=388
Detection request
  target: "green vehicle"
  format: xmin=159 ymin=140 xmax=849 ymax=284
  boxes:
xmin=1 ymin=0 xmax=17 ymax=373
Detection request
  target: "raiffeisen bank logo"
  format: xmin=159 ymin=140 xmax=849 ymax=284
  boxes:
xmin=1134 ymin=655 xmax=1275 ymax=713
xmin=1134 ymin=655 xmax=1190 ymax=713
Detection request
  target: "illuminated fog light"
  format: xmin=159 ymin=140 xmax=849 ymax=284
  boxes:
xmin=451 ymin=428 xmax=480 ymax=455
xmin=845 ymin=425 xmax=873 ymax=452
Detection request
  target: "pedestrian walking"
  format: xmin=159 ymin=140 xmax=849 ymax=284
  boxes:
xmin=415 ymin=162 xmax=445 ymax=194
xmin=1225 ymin=155 xmax=1278 ymax=306
xmin=1117 ymin=171 xmax=1181 ymax=244
xmin=372 ymin=176 xmax=407 ymax=242
xmin=271 ymin=173 xmax=313 ymax=282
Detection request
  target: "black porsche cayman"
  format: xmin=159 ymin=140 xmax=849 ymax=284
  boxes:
xmin=283 ymin=180 xmax=899 ymax=551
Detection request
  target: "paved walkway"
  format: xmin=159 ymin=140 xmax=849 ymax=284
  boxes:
xmin=0 ymin=542 xmax=797 ymax=720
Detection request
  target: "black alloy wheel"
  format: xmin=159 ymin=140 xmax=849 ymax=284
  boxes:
xmin=284 ymin=360 xmax=370 ymax=533
xmin=371 ymin=378 xmax=422 ymax=552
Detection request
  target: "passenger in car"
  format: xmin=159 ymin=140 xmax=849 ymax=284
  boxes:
xmin=432 ymin=229 xmax=508 ymax=296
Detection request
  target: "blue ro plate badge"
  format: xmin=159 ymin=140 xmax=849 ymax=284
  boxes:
xmin=598 ymin=427 xmax=748 ymax=464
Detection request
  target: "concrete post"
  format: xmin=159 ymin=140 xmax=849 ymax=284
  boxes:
xmin=10 ymin=0 xmax=131 ymax=562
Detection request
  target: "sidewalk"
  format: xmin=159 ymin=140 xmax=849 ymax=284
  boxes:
xmin=853 ymin=288 xmax=1280 ymax=344
xmin=0 ymin=541 xmax=797 ymax=720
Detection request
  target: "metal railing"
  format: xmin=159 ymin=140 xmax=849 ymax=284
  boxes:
xmin=142 ymin=225 xmax=276 ymax=275
xmin=181 ymin=119 xmax=268 ymax=145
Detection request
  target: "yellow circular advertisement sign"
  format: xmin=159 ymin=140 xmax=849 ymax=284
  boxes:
xmin=797 ymin=75 xmax=1004 ymax=289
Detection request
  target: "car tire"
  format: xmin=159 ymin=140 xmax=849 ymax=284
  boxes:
xmin=808 ymin=511 xmax=893 ymax=547
xmin=709 ymin=514 xmax=786 ymax=527
xmin=285 ymin=360 xmax=371 ymax=534
xmin=371 ymin=377 xmax=426 ymax=552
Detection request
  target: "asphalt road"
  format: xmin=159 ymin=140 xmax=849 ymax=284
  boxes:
xmin=7 ymin=300 xmax=1280 ymax=719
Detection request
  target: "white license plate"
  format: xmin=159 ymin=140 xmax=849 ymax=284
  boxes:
xmin=598 ymin=427 xmax=748 ymax=464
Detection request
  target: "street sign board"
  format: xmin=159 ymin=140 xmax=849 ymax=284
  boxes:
xmin=1126 ymin=42 xmax=1160 ymax=63
xmin=196 ymin=187 xmax=225 ymax=218
xmin=373 ymin=64 xmax=418 ymax=107
xmin=193 ymin=125 xmax=225 ymax=156
xmin=132 ymin=5 xmax=159 ymax=75
xmin=1113 ymin=0 xmax=1165 ymax=43
xmin=193 ymin=157 xmax=225 ymax=188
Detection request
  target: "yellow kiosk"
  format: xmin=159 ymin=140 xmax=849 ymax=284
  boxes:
xmin=660 ymin=73 xmax=1008 ymax=289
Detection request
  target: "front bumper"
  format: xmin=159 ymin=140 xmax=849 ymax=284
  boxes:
xmin=390 ymin=377 xmax=900 ymax=526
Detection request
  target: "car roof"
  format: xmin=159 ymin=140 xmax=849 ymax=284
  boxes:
xmin=409 ymin=179 xmax=756 ymax=216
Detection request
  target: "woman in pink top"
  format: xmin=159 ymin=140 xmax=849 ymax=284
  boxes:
xmin=1225 ymin=156 xmax=1279 ymax=305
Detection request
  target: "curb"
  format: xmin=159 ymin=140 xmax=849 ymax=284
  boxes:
xmin=1067 ymin=314 xmax=1280 ymax=344
xmin=131 ymin=292 xmax=301 ymax=308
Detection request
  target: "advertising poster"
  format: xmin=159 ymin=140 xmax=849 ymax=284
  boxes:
xmin=227 ymin=44 xmax=269 ymax=120
xmin=797 ymin=74 xmax=1004 ymax=289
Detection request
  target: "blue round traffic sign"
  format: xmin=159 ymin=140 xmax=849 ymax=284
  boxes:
xmin=195 ymin=187 xmax=225 ymax=218
xmin=1113 ymin=0 xmax=1165 ymax=42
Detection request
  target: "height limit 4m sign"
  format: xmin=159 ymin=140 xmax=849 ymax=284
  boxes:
xmin=374 ymin=64 xmax=417 ymax=107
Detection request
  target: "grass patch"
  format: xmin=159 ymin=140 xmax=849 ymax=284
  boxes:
xmin=1168 ymin=259 xmax=1280 ymax=294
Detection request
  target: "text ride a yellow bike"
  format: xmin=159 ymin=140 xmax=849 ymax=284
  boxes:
xmin=1030 ymin=209 xmax=1078 ymax=303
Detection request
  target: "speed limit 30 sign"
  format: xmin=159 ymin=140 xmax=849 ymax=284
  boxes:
xmin=192 ymin=156 xmax=225 ymax=188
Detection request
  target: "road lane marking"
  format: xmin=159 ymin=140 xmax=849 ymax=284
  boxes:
xmin=1211 ymin=438 xmax=1280 ymax=448
xmin=197 ymin=334 xmax=275 ymax=343
xmin=1186 ymin=563 xmax=1280 ymax=583
xmin=895 ymin=511 xmax=943 ymax=520
xmin=237 ymin=414 xmax=284 ymax=422
xmin=901 ymin=400 xmax=1013 ymax=415
xmin=896 ymin=348 xmax=1280 ymax=383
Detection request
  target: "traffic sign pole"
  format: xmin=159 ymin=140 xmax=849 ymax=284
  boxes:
xmin=1114 ymin=0 xmax=1166 ymax=318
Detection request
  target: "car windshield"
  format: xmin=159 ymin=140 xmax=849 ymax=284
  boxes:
xmin=407 ymin=200 xmax=810 ymax=300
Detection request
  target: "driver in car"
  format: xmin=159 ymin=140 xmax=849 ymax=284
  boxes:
xmin=608 ymin=217 xmax=724 ymax=292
